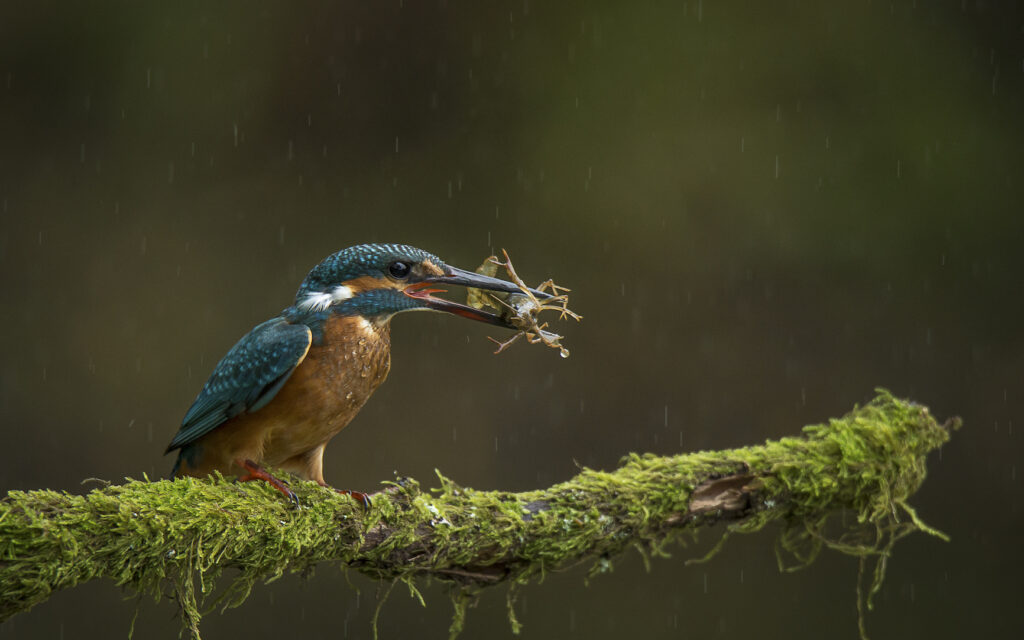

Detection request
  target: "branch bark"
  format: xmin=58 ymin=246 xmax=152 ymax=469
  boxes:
xmin=0 ymin=391 xmax=957 ymax=637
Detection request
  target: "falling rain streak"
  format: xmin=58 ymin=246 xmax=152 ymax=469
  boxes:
xmin=1 ymin=4 xmax=1018 ymax=639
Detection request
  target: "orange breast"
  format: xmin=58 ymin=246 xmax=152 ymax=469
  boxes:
xmin=257 ymin=315 xmax=392 ymax=464
xmin=173 ymin=315 xmax=392 ymax=481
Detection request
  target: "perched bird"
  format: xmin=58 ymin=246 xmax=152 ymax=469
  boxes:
xmin=166 ymin=243 xmax=544 ymax=505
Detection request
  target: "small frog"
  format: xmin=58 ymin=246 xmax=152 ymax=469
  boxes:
xmin=467 ymin=250 xmax=581 ymax=357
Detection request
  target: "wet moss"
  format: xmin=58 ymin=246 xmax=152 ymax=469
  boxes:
xmin=0 ymin=390 xmax=955 ymax=639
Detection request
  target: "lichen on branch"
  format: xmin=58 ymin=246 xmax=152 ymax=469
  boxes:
xmin=0 ymin=390 xmax=957 ymax=639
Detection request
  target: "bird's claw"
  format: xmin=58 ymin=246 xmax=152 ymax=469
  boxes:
xmin=237 ymin=458 xmax=300 ymax=507
xmin=336 ymin=489 xmax=372 ymax=511
xmin=316 ymin=480 xmax=372 ymax=511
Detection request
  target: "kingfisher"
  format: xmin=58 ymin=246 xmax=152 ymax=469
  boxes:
xmin=166 ymin=243 xmax=546 ymax=506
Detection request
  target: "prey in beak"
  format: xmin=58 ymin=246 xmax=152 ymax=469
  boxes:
xmin=404 ymin=266 xmax=553 ymax=329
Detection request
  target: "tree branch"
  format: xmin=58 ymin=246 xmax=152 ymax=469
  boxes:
xmin=0 ymin=391 xmax=957 ymax=638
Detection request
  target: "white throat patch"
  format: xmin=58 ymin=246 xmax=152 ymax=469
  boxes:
xmin=298 ymin=284 xmax=353 ymax=312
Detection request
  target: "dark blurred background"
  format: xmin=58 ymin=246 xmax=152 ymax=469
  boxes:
xmin=1 ymin=1 xmax=1021 ymax=638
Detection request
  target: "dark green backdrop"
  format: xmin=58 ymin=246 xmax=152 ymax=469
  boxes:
xmin=1 ymin=2 xmax=1021 ymax=638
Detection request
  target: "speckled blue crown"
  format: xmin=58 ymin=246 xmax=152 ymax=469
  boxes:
xmin=297 ymin=243 xmax=447 ymax=296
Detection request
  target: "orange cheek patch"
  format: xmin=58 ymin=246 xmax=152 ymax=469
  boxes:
xmin=420 ymin=260 xmax=445 ymax=277
xmin=342 ymin=275 xmax=394 ymax=294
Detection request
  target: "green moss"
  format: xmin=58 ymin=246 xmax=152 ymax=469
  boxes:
xmin=0 ymin=390 xmax=955 ymax=639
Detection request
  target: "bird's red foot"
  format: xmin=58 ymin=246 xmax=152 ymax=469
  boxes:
xmin=237 ymin=458 xmax=299 ymax=507
xmin=317 ymin=480 xmax=372 ymax=510
xmin=339 ymin=489 xmax=372 ymax=510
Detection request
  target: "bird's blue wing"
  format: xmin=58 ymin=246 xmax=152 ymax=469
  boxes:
xmin=166 ymin=317 xmax=312 ymax=452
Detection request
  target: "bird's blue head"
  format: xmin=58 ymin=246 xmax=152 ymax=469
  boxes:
xmin=287 ymin=243 xmax=539 ymax=329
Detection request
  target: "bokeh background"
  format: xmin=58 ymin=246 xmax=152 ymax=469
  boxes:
xmin=1 ymin=1 xmax=1021 ymax=638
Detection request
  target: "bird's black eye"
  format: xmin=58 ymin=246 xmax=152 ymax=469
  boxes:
xmin=388 ymin=261 xmax=412 ymax=279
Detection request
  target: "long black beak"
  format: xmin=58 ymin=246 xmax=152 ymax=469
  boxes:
xmin=404 ymin=266 xmax=551 ymax=329
xmin=431 ymin=266 xmax=554 ymax=300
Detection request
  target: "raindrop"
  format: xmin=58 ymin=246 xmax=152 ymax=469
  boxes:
xmin=664 ymin=405 xmax=669 ymax=427
xmin=494 ymin=436 xmax=499 ymax=452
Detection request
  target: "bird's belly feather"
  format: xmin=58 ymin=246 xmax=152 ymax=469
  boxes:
xmin=174 ymin=316 xmax=391 ymax=480
xmin=260 ymin=317 xmax=391 ymax=463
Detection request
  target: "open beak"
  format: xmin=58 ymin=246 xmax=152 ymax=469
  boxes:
xmin=404 ymin=266 xmax=552 ymax=329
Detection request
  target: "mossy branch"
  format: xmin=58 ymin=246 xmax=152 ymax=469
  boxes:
xmin=0 ymin=391 xmax=957 ymax=638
